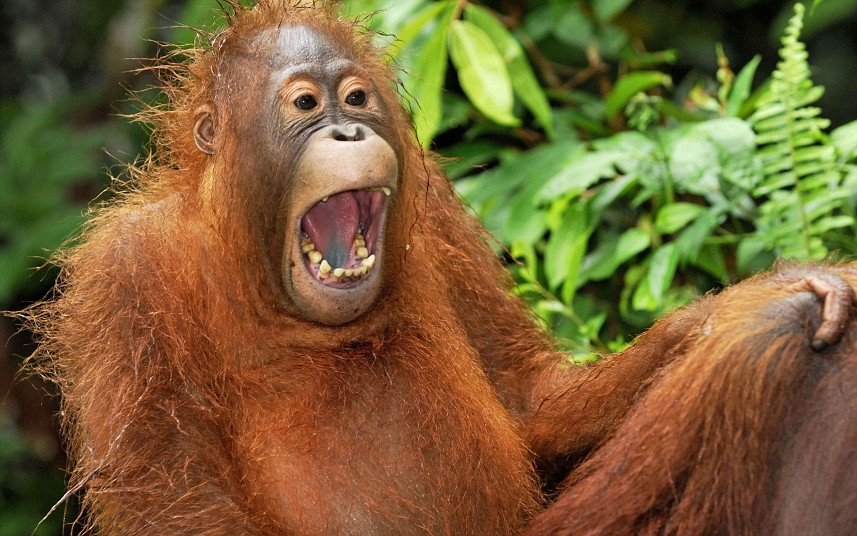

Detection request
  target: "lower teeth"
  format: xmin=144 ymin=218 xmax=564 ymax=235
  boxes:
xmin=301 ymin=232 xmax=374 ymax=281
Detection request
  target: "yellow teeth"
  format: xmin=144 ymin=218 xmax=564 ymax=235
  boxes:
xmin=302 ymin=233 xmax=377 ymax=281
xmin=369 ymin=186 xmax=392 ymax=196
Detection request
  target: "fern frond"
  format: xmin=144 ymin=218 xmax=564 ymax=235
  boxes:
xmin=749 ymin=2 xmax=853 ymax=260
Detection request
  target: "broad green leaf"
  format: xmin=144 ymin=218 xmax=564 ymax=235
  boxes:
xmin=456 ymin=140 xmax=579 ymax=208
xmin=465 ymin=5 xmax=553 ymax=136
xmin=466 ymin=143 xmax=579 ymax=243
xmin=590 ymin=175 xmax=638 ymax=217
xmin=592 ymin=0 xmax=634 ymax=22
xmin=538 ymin=149 xmax=621 ymax=202
xmin=728 ymin=239 xmax=760 ymax=277
xmin=504 ymin=177 xmax=551 ymax=244
xmin=395 ymin=0 xmax=451 ymax=49
xmin=692 ymin=244 xmax=727 ymax=280
xmin=406 ymin=4 xmax=455 ymax=146
xmin=173 ymin=1 xmax=225 ymax=46
xmin=448 ymin=20 xmax=519 ymax=127
xmin=554 ymin=7 xmax=594 ymax=49
xmin=647 ymin=243 xmax=679 ymax=303
xmin=580 ymin=227 xmax=650 ymax=283
xmin=598 ymin=25 xmax=630 ymax=57
xmin=832 ymin=119 xmax=857 ymax=162
xmin=440 ymin=139 xmax=503 ymax=179
xmin=436 ymin=92 xmax=473 ymax=135
xmin=655 ymin=203 xmax=705 ymax=234
xmin=593 ymin=131 xmax=660 ymax=177
xmin=604 ymin=71 xmax=672 ymax=120
xmin=726 ymin=55 xmax=761 ymax=117
xmin=545 ymin=203 xmax=591 ymax=295
xmin=669 ymin=118 xmax=759 ymax=195
xmin=675 ymin=208 xmax=725 ymax=262
xmin=523 ymin=5 xmax=555 ymax=41
xmin=365 ymin=0 xmax=428 ymax=33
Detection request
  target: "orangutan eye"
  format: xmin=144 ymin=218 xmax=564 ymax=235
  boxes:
xmin=294 ymin=95 xmax=318 ymax=110
xmin=345 ymin=90 xmax=366 ymax=107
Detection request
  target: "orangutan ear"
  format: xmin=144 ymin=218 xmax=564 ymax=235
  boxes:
xmin=193 ymin=104 xmax=217 ymax=155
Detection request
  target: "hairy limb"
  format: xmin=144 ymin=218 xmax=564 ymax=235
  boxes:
xmin=524 ymin=267 xmax=857 ymax=535
xmin=524 ymin=265 xmax=855 ymax=468
xmin=522 ymin=298 xmax=710 ymax=478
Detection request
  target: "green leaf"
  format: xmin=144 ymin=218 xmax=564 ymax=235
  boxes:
xmin=172 ymin=1 xmax=226 ymax=46
xmin=669 ymin=117 xmax=760 ymax=195
xmin=726 ymin=55 xmax=761 ymax=117
xmin=459 ymin=141 xmax=579 ymax=243
xmin=647 ymin=243 xmax=679 ymax=304
xmin=465 ymin=5 xmax=553 ymax=136
xmin=448 ymin=20 xmax=519 ymax=127
xmin=357 ymin=0 xmax=429 ymax=33
xmin=456 ymin=140 xmax=579 ymax=208
xmin=655 ymin=203 xmax=705 ymax=234
xmin=538 ymin=149 xmax=621 ymax=202
xmin=604 ymin=71 xmax=672 ymax=120
xmin=580 ymin=227 xmax=650 ymax=282
xmin=395 ymin=1 xmax=450 ymax=49
xmin=674 ymin=208 xmax=726 ymax=262
xmin=504 ymin=178 xmax=551 ymax=244
xmin=592 ymin=0 xmax=634 ymax=22
xmin=545 ymin=203 xmax=591 ymax=295
xmin=832 ymin=119 xmax=857 ymax=162
xmin=554 ymin=6 xmax=594 ymax=49
xmin=599 ymin=25 xmax=630 ymax=57
xmin=692 ymin=244 xmax=727 ymax=280
xmin=441 ymin=139 xmax=503 ymax=180
xmin=406 ymin=3 xmax=455 ymax=146
xmin=735 ymin=237 xmax=773 ymax=276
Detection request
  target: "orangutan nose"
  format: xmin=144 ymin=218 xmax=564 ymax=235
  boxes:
xmin=325 ymin=123 xmax=369 ymax=142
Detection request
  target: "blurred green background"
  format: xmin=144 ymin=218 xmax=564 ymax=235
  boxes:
xmin=1 ymin=0 xmax=856 ymax=533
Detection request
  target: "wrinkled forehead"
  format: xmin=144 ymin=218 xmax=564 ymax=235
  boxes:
xmin=255 ymin=25 xmax=352 ymax=70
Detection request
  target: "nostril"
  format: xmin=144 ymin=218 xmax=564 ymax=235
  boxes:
xmin=329 ymin=124 xmax=366 ymax=142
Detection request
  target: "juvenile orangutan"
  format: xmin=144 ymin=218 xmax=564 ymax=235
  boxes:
xmin=24 ymin=1 xmax=855 ymax=534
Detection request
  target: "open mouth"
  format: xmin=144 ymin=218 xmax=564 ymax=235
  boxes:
xmin=299 ymin=186 xmax=391 ymax=288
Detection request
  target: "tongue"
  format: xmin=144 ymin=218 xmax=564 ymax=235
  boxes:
xmin=301 ymin=192 xmax=359 ymax=268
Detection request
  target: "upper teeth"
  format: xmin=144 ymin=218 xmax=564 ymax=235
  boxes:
xmin=369 ymin=186 xmax=391 ymax=196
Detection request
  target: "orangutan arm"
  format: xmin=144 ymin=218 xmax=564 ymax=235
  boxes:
xmin=524 ymin=266 xmax=857 ymax=536
xmin=520 ymin=264 xmax=854 ymax=475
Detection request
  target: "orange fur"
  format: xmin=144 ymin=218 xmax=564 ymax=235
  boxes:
xmin=20 ymin=2 xmax=856 ymax=535
xmin=525 ymin=266 xmax=857 ymax=535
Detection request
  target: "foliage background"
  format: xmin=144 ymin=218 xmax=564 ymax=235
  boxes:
xmin=1 ymin=0 xmax=856 ymax=533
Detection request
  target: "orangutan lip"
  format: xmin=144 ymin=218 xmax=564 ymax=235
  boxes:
xmin=299 ymin=186 xmax=390 ymax=289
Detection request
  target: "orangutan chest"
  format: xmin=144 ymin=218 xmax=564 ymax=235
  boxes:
xmin=233 ymin=373 xmax=538 ymax=535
